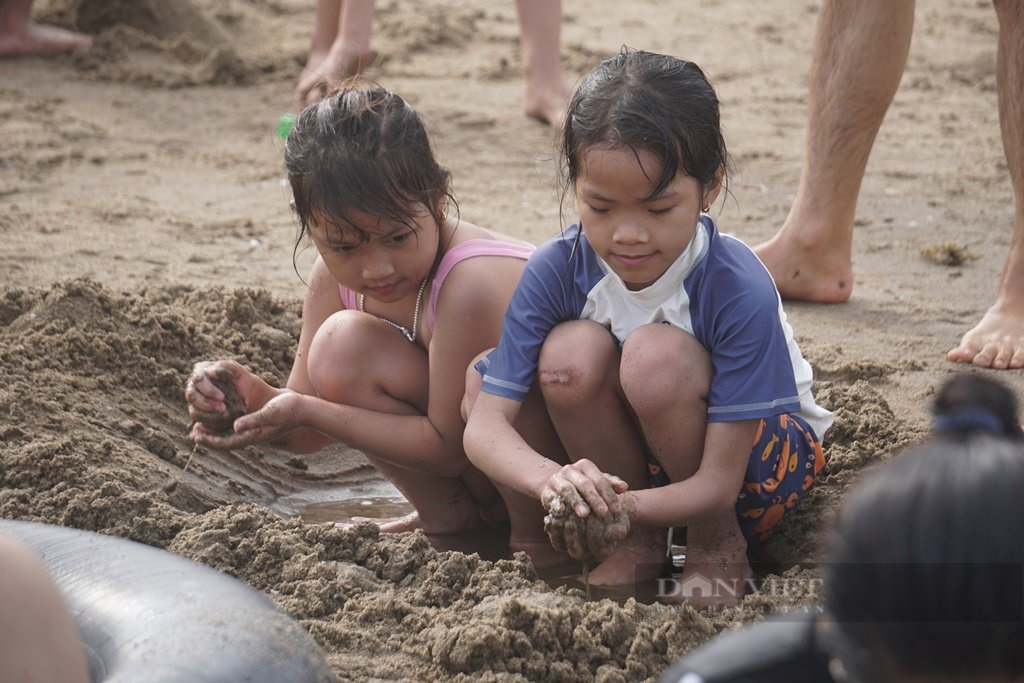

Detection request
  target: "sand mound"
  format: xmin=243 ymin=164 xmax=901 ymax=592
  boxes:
xmin=0 ymin=277 xmax=924 ymax=679
xmin=32 ymin=0 xmax=295 ymax=86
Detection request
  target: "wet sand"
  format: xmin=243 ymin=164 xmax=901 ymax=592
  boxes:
xmin=2 ymin=0 xmax=1021 ymax=679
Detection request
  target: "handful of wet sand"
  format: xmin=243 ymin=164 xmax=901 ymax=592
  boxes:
xmin=194 ymin=366 xmax=246 ymax=435
xmin=543 ymin=492 xmax=630 ymax=563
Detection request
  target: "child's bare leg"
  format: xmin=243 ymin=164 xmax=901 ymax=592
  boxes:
xmin=661 ymin=511 xmax=752 ymax=611
xmin=753 ymin=0 xmax=914 ymax=303
xmin=464 ymin=355 xmax=569 ymax=565
xmin=947 ymin=0 xmax=1024 ymax=370
xmin=579 ymin=324 xmax=714 ymax=587
xmin=620 ymin=324 xmax=711 ymax=483
xmin=513 ymin=0 xmax=570 ymax=128
xmin=539 ymin=320 xmax=664 ymax=584
xmin=0 ymin=0 xmax=91 ymax=57
xmin=310 ymin=312 xmax=482 ymax=534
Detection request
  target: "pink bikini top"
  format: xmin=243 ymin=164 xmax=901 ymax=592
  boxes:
xmin=338 ymin=238 xmax=535 ymax=332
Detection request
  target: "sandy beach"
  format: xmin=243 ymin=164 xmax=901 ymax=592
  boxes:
xmin=1 ymin=0 xmax=1021 ymax=679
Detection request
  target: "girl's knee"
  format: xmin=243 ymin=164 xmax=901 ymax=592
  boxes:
xmin=306 ymin=310 xmax=377 ymax=398
xmin=620 ymin=324 xmax=710 ymax=404
xmin=538 ymin=321 xmax=616 ymax=402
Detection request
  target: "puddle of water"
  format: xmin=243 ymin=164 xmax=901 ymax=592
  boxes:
xmin=297 ymin=496 xmax=415 ymax=524
xmin=274 ymin=478 xmax=414 ymax=523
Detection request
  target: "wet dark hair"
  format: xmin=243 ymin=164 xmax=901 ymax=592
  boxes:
xmin=284 ymin=81 xmax=454 ymax=249
xmin=931 ymin=373 xmax=1022 ymax=440
xmin=823 ymin=430 xmax=1024 ymax=681
xmin=560 ymin=48 xmax=729 ymax=204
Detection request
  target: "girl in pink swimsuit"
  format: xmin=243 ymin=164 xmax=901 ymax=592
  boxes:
xmin=184 ymin=81 xmax=559 ymax=535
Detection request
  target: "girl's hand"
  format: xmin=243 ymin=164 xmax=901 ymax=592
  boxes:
xmin=539 ymin=459 xmax=628 ymax=519
xmin=540 ymin=461 xmax=631 ymax=562
xmin=184 ymin=360 xmax=248 ymax=435
xmin=189 ymin=390 xmax=303 ymax=450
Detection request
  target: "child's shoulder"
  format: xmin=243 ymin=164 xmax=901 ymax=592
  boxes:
xmin=700 ymin=224 xmax=780 ymax=303
xmin=444 ymin=218 xmax=534 ymax=250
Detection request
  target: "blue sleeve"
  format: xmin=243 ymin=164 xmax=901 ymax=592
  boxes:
xmin=695 ymin=251 xmax=802 ymax=422
xmin=480 ymin=236 xmax=581 ymax=401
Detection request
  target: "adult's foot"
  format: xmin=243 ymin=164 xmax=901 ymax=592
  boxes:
xmin=754 ymin=231 xmax=854 ymax=303
xmin=0 ymin=21 xmax=91 ymax=57
xmin=947 ymin=301 xmax=1024 ymax=369
xmin=522 ymin=84 xmax=570 ymax=129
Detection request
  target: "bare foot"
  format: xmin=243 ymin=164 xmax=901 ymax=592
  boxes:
xmin=0 ymin=21 xmax=91 ymax=57
xmin=523 ymin=85 xmax=570 ymax=129
xmin=336 ymin=512 xmax=423 ymax=533
xmin=754 ymin=231 xmax=854 ymax=303
xmin=511 ymin=538 xmax=576 ymax=570
xmin=337 ymin=510 xmax=488 ymax=535
xmin=586 ymin=525 xmax=666 ymax=587
xmin=659 ymin=555 xmax=754 ymax=612
xmin=947 ymin=302 xmax=1024 ymax=369
xmin=293 ymin=48 xmax=377 ymax=111
xmin=657 ymin=515 xmax=752 ymax=611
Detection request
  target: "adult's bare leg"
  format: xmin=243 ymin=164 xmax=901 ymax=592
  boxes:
xmin=947 ymin=0 xmax=1024 ymax=369
xmin=754 ymin=0 xmax=915 ymax=303
xmin=513 ymin=0 xmax=571 ymax=128
xmin=0 ymin=0 xmax=91 ymax=57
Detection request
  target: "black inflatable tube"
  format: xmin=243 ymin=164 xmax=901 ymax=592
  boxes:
xmin=0 ymin=519 xmax=336 ymax=683
xmin=658 ymin=611 xmax=834 ymax=683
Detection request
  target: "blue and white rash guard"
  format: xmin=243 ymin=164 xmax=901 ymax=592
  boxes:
xmin=479 ymin=216 xmax=834 ymax=440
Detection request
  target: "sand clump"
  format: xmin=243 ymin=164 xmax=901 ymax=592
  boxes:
xmin=32 ymin=0 xmax=285 ymax=86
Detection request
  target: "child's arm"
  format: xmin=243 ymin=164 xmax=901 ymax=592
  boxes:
xmin=464 ymin=390 xmax=564 ymax=500
xmin=277 ymin=256 xmax=521 ymax=474
xmin=187 ymin=256 xmax=344 ymax=454
xmin=625 ymin=419 xmax=759 ymax=527
xmin=193 ymin=255 xmax=522 ymax=476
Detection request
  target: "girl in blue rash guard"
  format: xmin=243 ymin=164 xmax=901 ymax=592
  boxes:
xmin=463 ymin=49 xmax=833 ymax=609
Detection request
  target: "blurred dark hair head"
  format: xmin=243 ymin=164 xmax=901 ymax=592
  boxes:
xmin=931 ymin=373 xmax=1022 ymax=440
xmin=823 ymin=429 xmax=1024 ymax=681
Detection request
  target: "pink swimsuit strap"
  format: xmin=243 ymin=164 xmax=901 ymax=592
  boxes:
xmin=427 ymin=239 xmax=534 ymax=330
xmin=336 ymin=238 xmax=535 ymax=332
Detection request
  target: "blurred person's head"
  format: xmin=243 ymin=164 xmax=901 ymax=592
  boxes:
xmin=822 ymin=374 xmax=1024 ymax=682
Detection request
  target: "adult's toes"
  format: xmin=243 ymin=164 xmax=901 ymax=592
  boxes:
xmin=970 ymin=343 xmax=998 ymax=368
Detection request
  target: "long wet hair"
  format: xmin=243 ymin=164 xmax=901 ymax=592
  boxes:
xmin=559 ymin=48 xmax=729 ymax=208
xmin=284 ymin=81 xmax=455 ymax=252
xmin=823 ymin=374 xmax=1024 ymax=682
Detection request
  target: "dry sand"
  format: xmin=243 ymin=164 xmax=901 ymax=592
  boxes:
xmin=1 ymin=0 xmax=1020 ymax=679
